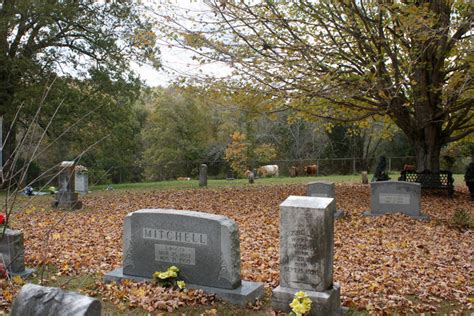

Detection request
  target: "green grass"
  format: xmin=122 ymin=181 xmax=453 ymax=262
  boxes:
xmin=89 ymin=173 xmax=467 ymax=192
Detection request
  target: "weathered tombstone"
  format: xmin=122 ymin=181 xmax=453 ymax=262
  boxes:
xmin=11 ymin=283 xmax=101 ymax=316
xmin=272 ymin=196 xmax=341 ymax=315
xmin=307 ymin=181 xmax=344 ymax=218
xmin=104 ymin=209 xmax=264 ymax=306
xmin=248 ymin=172 xmax=255 ymax=184
xmin=75 ymin=165 xmax=88 ymax=195
xmin=0 ymin=229 xmax=35 ymax=278
xmin=363 ymin=181 xmax=429 ymax=220
xmin=199 ymin=164 xmax=207 ymax=187
xmin=52 ymin=161 xmax=82 ymax=209
xmin=361 ymin=171 xmax=368 ymax=184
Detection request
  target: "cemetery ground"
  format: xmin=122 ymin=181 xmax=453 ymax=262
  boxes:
xmin=1 ymin=176 xmax=473 ymax=314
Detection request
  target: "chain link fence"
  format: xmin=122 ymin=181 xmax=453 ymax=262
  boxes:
xmin=90 ymin=156 xmax=471 ymax=185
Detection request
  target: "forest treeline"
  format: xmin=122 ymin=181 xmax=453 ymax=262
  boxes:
xmin=12 ymin=83 xmax=471 ymax=186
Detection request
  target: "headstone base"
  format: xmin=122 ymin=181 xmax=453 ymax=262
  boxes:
xmin=104 ymin=267 xmax=264 ymax=306
xmin=10 ymin=268 xmax=36 ymax=279
xmin=362 ymin=211 xmax=430 ymax=221
xmin=52 ymin=192 xmax=82 ymax=210
xmin=272 ymin=284 xmax=341 ymax=316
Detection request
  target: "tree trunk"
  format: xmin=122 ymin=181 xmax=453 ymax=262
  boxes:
xmin=413 ymin=124 xmax=442 ymax=172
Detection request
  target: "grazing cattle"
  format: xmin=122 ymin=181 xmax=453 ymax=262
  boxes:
xmin=257 ymin=165 xmax=279 ymax=177
xmin=304 ymin=164 xmax=318 ymax=176
xmin=245 ymin=170 xmax=255 ymax=184
xmin=177 ymin=177 xmax=191 ymax=181
xmin=289 ymin=166 xmax=299 ymax=177
xmin=403 ymin=164 xmax=416 ymax=171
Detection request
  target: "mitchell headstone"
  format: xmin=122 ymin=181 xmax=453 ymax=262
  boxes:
xmin=52 ymin=161 xmax=82 ymax=209
xmin=0 ymin=229 xmax=35 ymax=278
xmin=199 ymin=164 xmax=207 ymax=187
xmin=104 ymin=209 xmax=264 ymax=306
xmin=11 ymin=283 xmax=101 ymax=316
xmin=363 ymin=181 xmax=429 ymax=220
xmin=272 ymin=196 xmax=341 ymax=315
xmin=307 ymin=181 xmax=344 ymax=219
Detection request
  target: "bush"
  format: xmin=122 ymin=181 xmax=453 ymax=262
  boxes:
xmin=450 ymin=209 xmax=473 ymax=231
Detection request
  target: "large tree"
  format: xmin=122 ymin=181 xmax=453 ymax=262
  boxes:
xmin=0 ymin=0 xmax=158 ymax=175
xmin=161 ymin=0 xmax=473 ymax=171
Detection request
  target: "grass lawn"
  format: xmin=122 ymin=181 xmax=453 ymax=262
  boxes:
xmin=90 ymin=173 xmax=468 ymax=192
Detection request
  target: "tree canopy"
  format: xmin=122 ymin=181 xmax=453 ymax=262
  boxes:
xmin=160 ymin=0 xmax=473 ymax=171
xmin=0 ymin=0 xmax=159 ymax=178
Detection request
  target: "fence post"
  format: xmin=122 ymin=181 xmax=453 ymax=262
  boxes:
xmin=352 ymin=158 xmax=356 ymax=174
xmin=388 ymin=157 xmax=392 ymax=172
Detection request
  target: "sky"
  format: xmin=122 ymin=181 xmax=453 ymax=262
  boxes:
xmin=131 ymin=0 xmax=233 ymax=87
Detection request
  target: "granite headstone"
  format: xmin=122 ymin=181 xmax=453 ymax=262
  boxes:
xmin=272 ymin=196 xmax=341 ymax=315
xmin=52 ymin=161 xmax=82 ymax=209
xmin=75 ymin=173 xmax=88 ymax=195
xmin=307 ymin=181 xmax=344 ymax=218
xmin=11 ymin=283 xmax=101 ymax=316
xmin=105 ymin=209 xmax=263 ymax=306
xmin=363 ymin=181 xmax=429 ymax=220
xmin=0 ymin=229 xmax=35 ymax=278
xmin=199 ymin=164 xmax=207 ymax=187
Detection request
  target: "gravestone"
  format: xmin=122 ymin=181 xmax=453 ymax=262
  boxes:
xmin=52 ymin=161 xmax=82 ymax=209
xmin=272 ymin=196 xmax=341 ymax=315
xmin=199 ymin=164 xmax=207 ymax=187
xmin=105 ymin=209 xmax=264 ymax=306
xmin=363 ymin=181 xmax=429 ymax=220
xmin=0 ymin=229 xmax=35 ymax=278
xmin=307 ymin=181 xmax=344 ymax=218
xmin=12 ymin=283 xmax=101 ymax=316
xmin=75 ymin=174 xmax=88 ymax=195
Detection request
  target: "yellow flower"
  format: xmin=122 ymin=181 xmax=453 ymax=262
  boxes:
xmin=302 ymin=297 xmax=312 ymax=309
xmin=289 ymin=298 xmax=300 ymax=309
xmin=291 ymin=301 xmax=307 ymax=316
xmin=177 ymin=280 xmax=186 ymax=289
xmin=157 ymin=271 xmax=171 ymax=279
xmin=295 ymin=291 xmax=308 ymax=299
xmin=168 ymin=266 xmax=179 ymax=273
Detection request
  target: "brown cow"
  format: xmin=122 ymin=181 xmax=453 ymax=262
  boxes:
xmin=304 ymin=164 xmax=318 ymax=176
xmin=289 ymin=166 xmax=299 ymax=177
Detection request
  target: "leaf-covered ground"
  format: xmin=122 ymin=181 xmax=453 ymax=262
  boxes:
xmin=3 ymin=183 xmax=474 ymax=314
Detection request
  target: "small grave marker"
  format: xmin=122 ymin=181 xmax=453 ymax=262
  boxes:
xmin=363 ymin=181 xmax=429 ymax=220
xmin=199 ymin=164 xmax=207 ymax=187
xmin=307 ymin=181 xmax=344 ymax=218
xmin=0 ymin=229 xmax=35 ymax=278
xmin=12 ymin=283 xmax=101 ymax=316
